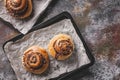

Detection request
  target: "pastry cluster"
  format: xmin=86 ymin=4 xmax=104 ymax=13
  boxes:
xmin=4 ymin=0 xmax=33 ymax=19
xmin=22 ymin=34 xmax=74 ymax=74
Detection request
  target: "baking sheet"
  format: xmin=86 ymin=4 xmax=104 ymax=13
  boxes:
xmin=0 ymin=0 xmax=52 ymax=34
xmin=4 ymin=19 xmax=90 ymax=80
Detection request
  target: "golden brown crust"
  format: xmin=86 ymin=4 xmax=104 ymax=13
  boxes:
xmin=48 ymin=34 xmax=74 ymax=60
xmin=4 ymin=0 xmax=33 ymax=19
xmin=22 ymin=46 xmax=49 ymax=74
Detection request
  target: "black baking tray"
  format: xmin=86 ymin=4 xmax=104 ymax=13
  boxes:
xmin=3 ymin=12 xmax=95 ymax=80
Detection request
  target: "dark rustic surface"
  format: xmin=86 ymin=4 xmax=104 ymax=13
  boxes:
xmin=0 ymin=18 xmax=19 ymax=80
xmin=0 ymin=0 xmax=120 ymax=80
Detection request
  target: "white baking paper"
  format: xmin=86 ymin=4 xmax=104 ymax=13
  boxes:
xmin=0 ymin=0 xmax=52 ymax=34
xmin=4 ymin=19 xmax=90 ymax=80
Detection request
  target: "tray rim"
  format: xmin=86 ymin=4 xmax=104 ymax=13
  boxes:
xmin=3 ymin=12 xmax=95 ymax=80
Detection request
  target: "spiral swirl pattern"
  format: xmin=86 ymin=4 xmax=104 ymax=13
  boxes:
xmin=23 ymin=50 xmax=46 ymax=72
xmin=5 ymin=0 xmax=32 ymax=19
xmin=53 ymin=39 xmax=74 ymax=59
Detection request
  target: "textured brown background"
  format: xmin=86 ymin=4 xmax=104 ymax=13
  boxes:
xmin=0 ymin=0 xmax=120 ymax=80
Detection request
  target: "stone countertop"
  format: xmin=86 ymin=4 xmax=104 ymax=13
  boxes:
xmin=0 ymin=0 xmax=120 ymax=80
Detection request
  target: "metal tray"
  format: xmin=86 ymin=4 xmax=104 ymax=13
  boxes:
xmin=3 ymin=12 xmax=95 ymax=80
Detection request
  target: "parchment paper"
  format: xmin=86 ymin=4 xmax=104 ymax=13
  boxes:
xmin=0 ymin=0 xmax=52 ymax=34
xmin=4 ymin=19 xmax=90 ymax=80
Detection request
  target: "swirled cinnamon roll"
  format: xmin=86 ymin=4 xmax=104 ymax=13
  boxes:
xmin=22 ymin=46 xmax=49 ymax=74
xmin=48 ymin=34 xmax=74 ymax=60
xmin=4 ymin=0 xmax=33 ymax=19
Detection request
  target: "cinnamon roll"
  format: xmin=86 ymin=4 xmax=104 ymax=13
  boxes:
xmin=4 ymin=0 xmax=33 ymax=19
xmin=22 ymin=46 xmax=49 ymax=74
xmin=48 ymin=34 xmax=74 ymax=60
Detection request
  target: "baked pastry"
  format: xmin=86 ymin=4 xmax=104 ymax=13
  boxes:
xmin=22 ymin=46 xmax=49 ymax=74
xmin=4 ymin=0 xmax=33 ymax=19
xmin=48 ymin=34 xmax=74 ymax=60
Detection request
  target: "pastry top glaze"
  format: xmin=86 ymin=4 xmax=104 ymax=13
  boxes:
xmin=22 ymin=46 xmax=49 ymax=74
xmin=48 ymin=34 xmax=74 ymax=60
xmin=5 ymin=0 xmax=33 ymax=19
